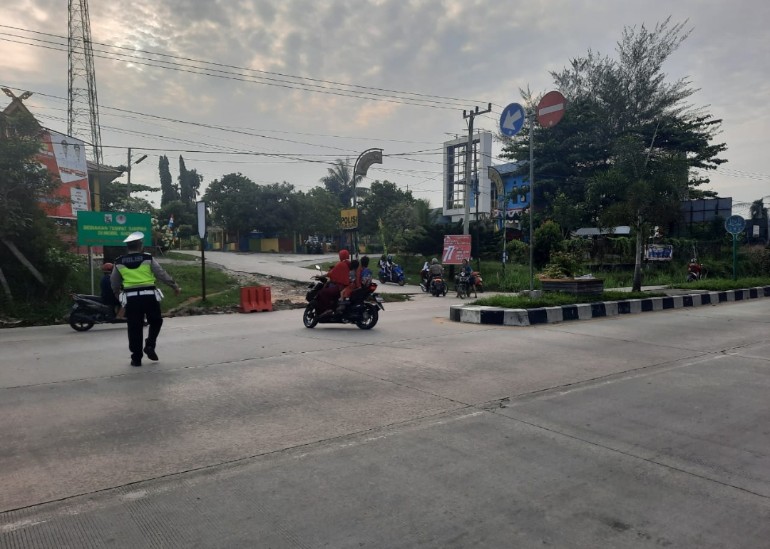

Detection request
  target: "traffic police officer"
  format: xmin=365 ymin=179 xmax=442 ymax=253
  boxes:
xmin=111 ymin=231 xmax=181 ymax=367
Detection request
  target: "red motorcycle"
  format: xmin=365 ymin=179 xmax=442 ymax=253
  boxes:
xmin=471 ymin=271 xmax=484 ymax=294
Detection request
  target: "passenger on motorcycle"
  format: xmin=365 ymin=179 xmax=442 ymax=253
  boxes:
xmin=318 ymin=249 xmax=351 ymax=316
xmin=100 ymin=263 xmax=123 ymax=319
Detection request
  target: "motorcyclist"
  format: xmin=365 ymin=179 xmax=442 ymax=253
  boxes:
xmin=318 ymin=249 xmax=351 ymax=316
xmin=460 ymin=258 xmax=474 ymax=287
xmin=428 ymin=258 xmax=443 ymax=286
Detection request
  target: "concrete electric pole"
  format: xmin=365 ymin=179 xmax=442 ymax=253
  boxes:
xmin=463 ymin=104 xmax=491 ymax=235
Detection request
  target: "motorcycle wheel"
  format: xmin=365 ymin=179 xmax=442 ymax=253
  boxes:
xmin=69 ymin=314 xmax=94 ymax=332
xmin=478 ymin=284 xmax=484 ymax=293
xmin=355 ymin=304 xmax=379 ymax=330
xmin=302 ymin=304 xmax=319 ymax=328
xmin=398 ymin=278 xmax=406 ymax=286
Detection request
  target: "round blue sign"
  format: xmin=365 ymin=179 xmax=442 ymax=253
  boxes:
xmin=725 ymin=215 xmax=745 ymax=235
xmin=500 ymin=103 xmax=526 ymax=137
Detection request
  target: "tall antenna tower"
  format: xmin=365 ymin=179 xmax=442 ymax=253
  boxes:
xmin=68 ymin=0 xmax=103 ymax=164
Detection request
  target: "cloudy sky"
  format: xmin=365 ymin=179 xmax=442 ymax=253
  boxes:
xmin=1 ymin=0 xmax=768 ymax=216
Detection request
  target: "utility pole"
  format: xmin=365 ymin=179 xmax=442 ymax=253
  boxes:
xmin=463 ymin=104 xmax=492 ymax=235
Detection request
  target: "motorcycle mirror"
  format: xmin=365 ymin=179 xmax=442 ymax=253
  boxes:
xmin=315 ymin=265 xmax=321 ymax=271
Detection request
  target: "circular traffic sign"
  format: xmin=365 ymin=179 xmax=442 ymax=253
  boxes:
xmin=725 ymin=215 xmax=745 ymax=235
xmin=537 ymin=91 xmax=566 ymax=127
xmin=499 ymin=102 xmax=526 ymax=137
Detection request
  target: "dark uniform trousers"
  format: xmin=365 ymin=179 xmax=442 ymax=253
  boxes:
xmin=125 ymin=292 xmax=163 ymax=362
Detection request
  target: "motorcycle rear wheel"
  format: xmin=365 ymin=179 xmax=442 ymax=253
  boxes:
xmin=303 ymin=304 xmax=319 ymax=328
xmin=398 ymin=278 xmax=406 ymax=286
xmin=355 ymin=304 xmax=379 ymax=330
xmin=69 ymin=314 xmax=94 ymax=332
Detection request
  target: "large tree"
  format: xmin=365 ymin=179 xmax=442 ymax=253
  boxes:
xmin=0 ymin=111 xmax=70 ymax=301
xmin=587 ymin=134 xmax=689 ymax=290
xmin=320 ymin=159 xmax=360 ymax=207
xmin=358 ymin=180 xmax=415 ymax=237
xmin=202 ymin=173 xmax=259 ymax=236
xmin=501 ymin=18 xmax=726 ymax=234
xmin=178 ymin=156 xmax=203 ymax=207
xmin=159 ymin=155 xmax=179 ymax=206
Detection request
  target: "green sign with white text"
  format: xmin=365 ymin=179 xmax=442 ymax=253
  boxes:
xmin=77 ymin=211 xmax=152 ymax=246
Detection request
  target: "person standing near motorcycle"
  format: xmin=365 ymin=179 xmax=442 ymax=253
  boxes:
xmin=110 ymin=232 xmax=181 ymax=367
xmin=460 ymin=258 xmax=475 ymax=288
xmin=318 ymin=249 xmax=350 ymax=316
xmin=100 ymin=263 xmax=123 ymax=319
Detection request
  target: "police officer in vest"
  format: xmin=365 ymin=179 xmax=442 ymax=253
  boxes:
xmin=111 ymin=232 xmax=181 ymax=367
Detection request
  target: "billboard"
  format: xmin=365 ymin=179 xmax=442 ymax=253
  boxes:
xmin=442 ymin=235 xmax=472 ymax=265
xmin=77 ymin=211 xmax=152 ymax=246
xmin=37 ymin=129 xmax=91 ymax=219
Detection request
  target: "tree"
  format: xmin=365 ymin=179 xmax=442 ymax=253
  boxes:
xmin=178 ymin=156 xmax=203 ymax=207
xmin=320 ymin=159 xmax=360 ymax=207
xmin=587 ymin=135 xmax=688 ymax=290
xmin=252 ymin=182 xmax=297 ymax=234
xmin=358 ymin=180 xmax=415 ymax=238
xmin=0 ymin=110 xmax=73 ymax=302
xmin=501 ymin=18 xmax=726 ymax=231
xmin=159 ymin=155 xmax=179 ymax=206
xmin=203 ymin=173 xmax=259 ymax=236
xmin=294 ymin=187 xmax=342 ymax=237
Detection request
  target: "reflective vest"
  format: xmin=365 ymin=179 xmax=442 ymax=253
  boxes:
xmin=116 ymin=252 xmax=155 ymax=289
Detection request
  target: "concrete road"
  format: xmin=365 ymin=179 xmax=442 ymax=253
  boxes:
xmin=1 ymin=290 xmax=769 ymax=547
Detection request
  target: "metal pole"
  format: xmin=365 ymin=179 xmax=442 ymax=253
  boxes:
xmin=201 ymin=237 xmax=207 ymax=301
xmin=732 ymin=234 xmax=738 ymax=280
xmin=528 ymin=110 xmax=535 ymax=291
xmin=126 ymin=147 xmax=131 ymax=204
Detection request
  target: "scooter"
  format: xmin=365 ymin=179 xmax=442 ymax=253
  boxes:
xmin=471 ymin=271 xmax=484 ymax=294
xmin=303 ymin=267 xmax=385 ymax=330
xmin=429 ymin=275 xmax=448 ymax=297
xmin=378 ymin=263 xmax=406 ymax=286
xmin=68 ymin=294 xmax=126 ymax=331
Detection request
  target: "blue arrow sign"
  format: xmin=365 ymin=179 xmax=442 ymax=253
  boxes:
xmin=500 ymin=102 xmax=526 ymax=136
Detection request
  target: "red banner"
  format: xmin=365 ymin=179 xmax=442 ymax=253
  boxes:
xmin=37 ymin=129 xmax=91 ymax=219
xmin=442 ymin=235 xmax=472 ymax=264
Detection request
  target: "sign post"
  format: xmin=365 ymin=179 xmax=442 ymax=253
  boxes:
xmin=197 ymin=201 xmax=207 ymax=301
xmin=725 ymin=215 xmax=745 ymax=280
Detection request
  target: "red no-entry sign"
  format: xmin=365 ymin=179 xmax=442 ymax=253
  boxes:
xmin=537 ymin=91 xmax=566 ymax=127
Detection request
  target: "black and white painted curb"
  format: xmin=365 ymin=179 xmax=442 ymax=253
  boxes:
xmin=449 ymin=286 xmax=770 ymax=326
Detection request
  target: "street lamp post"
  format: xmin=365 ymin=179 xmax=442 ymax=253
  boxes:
xmin=126 ymin=148 xmax=148 ymax=204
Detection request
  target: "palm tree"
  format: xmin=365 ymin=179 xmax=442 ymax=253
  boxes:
xmin=320 ymin=159 xmax=362 ymax=207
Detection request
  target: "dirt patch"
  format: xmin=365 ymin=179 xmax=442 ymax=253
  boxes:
xmin=163 ymin=263 xmax=309 ymax=317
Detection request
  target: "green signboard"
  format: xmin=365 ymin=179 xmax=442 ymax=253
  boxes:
xmin=77 ymin=211 xmax=152 ymax=246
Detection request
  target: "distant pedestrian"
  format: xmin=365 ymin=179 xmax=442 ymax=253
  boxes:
xmin=111 ymin=232 xmax=181 ymax=367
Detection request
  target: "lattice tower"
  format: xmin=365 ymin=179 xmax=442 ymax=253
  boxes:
xmin=67 ymin=0 xmax=103 ymax=164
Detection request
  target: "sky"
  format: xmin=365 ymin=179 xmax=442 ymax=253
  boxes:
xmin=0 ymin=0 xmax=768 ymax=217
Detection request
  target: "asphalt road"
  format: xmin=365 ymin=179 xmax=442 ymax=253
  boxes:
xmin=1 ymin=260 xmax=769 ymax=548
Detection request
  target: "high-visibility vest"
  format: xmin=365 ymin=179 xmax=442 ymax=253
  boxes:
xmin=116 ymin=252 xmax=155 ymax=289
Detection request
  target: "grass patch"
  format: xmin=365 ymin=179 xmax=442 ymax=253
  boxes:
xmin=160 ymin=251 xmax=198 ymax=262
xmin=473 ymin=290 xmax=666 ymax=309
xmin=671 ymin=277 xmax=770 ymax=292
xmin=160 ymin=264 xmax=240 ymax=311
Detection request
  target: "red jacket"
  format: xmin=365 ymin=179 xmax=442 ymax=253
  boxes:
xmin=328 ymin=260 xmax=350 ymax=287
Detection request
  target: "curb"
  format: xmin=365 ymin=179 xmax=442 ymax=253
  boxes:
xmin=449 ymin=286 xmax=770 ymax=326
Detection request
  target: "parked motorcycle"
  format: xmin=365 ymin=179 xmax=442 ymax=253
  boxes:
xmin=303 ymin=268 xmax=385 ymax=330
xmin=68 ymin=294 xmax=126 ymax=331
xmin=471 ymin=271 xmax=484 ymax=294
xmin=378 ymin=263 xmax=406 ymax=286
xmin=687 ymin=261 xmax=706 ymax=282
xmin=429 ymin=275 xmax=448 ymax=297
